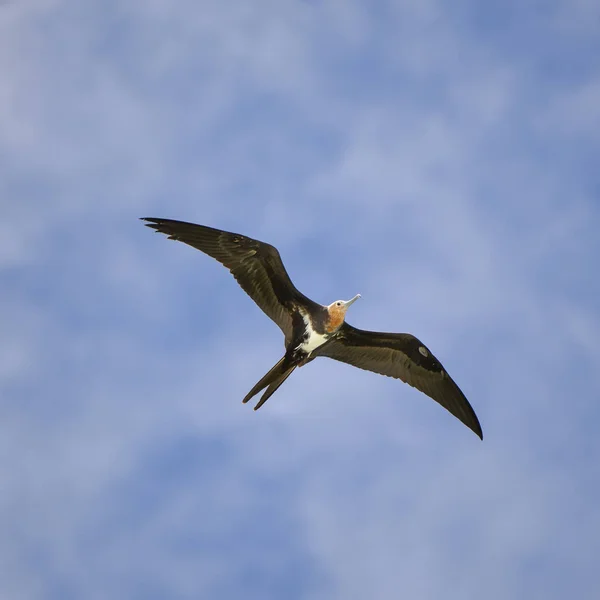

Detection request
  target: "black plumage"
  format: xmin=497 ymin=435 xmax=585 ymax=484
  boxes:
xmin=142 ymin=217 xmax=483 ymax=439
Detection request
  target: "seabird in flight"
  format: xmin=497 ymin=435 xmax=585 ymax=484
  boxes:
xmin=142 ymin=218 xmax=482 ymax=439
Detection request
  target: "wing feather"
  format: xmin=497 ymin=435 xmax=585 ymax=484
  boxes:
xmin=315 ymin=323 xmax=483 ymax=438
xmin=142 ymin=218 xmax=318 ymax=342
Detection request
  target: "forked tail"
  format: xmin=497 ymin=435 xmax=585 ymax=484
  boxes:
xmin=242 ymin=356 xmax=297 ymax=410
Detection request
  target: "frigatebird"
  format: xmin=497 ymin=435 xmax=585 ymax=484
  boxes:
xmin=142 ymin=218 xmax=483 ymax=439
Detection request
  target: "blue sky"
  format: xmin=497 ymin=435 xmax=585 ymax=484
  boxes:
xmin=2 ymin=1 xmax=600 ymax=598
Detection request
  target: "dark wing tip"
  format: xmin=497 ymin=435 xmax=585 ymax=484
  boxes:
xmin=458 ymin=404 xmax=483 ymax=440
xmin=140 ymin=217 xmax=162 ymax=231
xmin=443 ymin=373 xmax=483 ymax=440
xmin=140 ymin=217 xmax=183 ymax=241
xmin=140 ymin=217 xmax=165 ymax=229
xmin=450 ymin=379 xmax=483 ymax=440
xmin=403 ymin=339 xmax=483 ymax=440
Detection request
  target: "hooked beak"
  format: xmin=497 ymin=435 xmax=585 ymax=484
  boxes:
xmin=343 ymin=294 xmax=361 ymax=308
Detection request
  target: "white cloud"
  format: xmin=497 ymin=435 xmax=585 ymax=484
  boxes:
xmin=1 ymin=1 xmax=599 ymax=599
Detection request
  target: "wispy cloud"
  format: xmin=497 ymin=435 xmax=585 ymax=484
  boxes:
xmin=1 ymin=1 xmax=599 ymax=599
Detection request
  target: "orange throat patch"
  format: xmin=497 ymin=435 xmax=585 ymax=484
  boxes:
xmin=325 ymin=305 xmax=346 ymax=333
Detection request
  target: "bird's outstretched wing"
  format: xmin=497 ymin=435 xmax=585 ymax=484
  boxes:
xmin=142 ymin=218 xmax=318 ymax=342
xmin=314 ymin=322 xmax=482 ymax=438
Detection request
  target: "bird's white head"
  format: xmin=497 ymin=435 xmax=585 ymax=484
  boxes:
xmin=325 ymin=294 xmax=361 ymax=332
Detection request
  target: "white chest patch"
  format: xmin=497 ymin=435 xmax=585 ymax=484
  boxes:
xmin=298 ymin=312 xmax=329 ymax=354
xmin=301 ymin=328 xmax=329 ymax=353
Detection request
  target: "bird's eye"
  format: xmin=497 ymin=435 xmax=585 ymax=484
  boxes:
xmin=336 ymin=301 xmax=342 ymax=306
